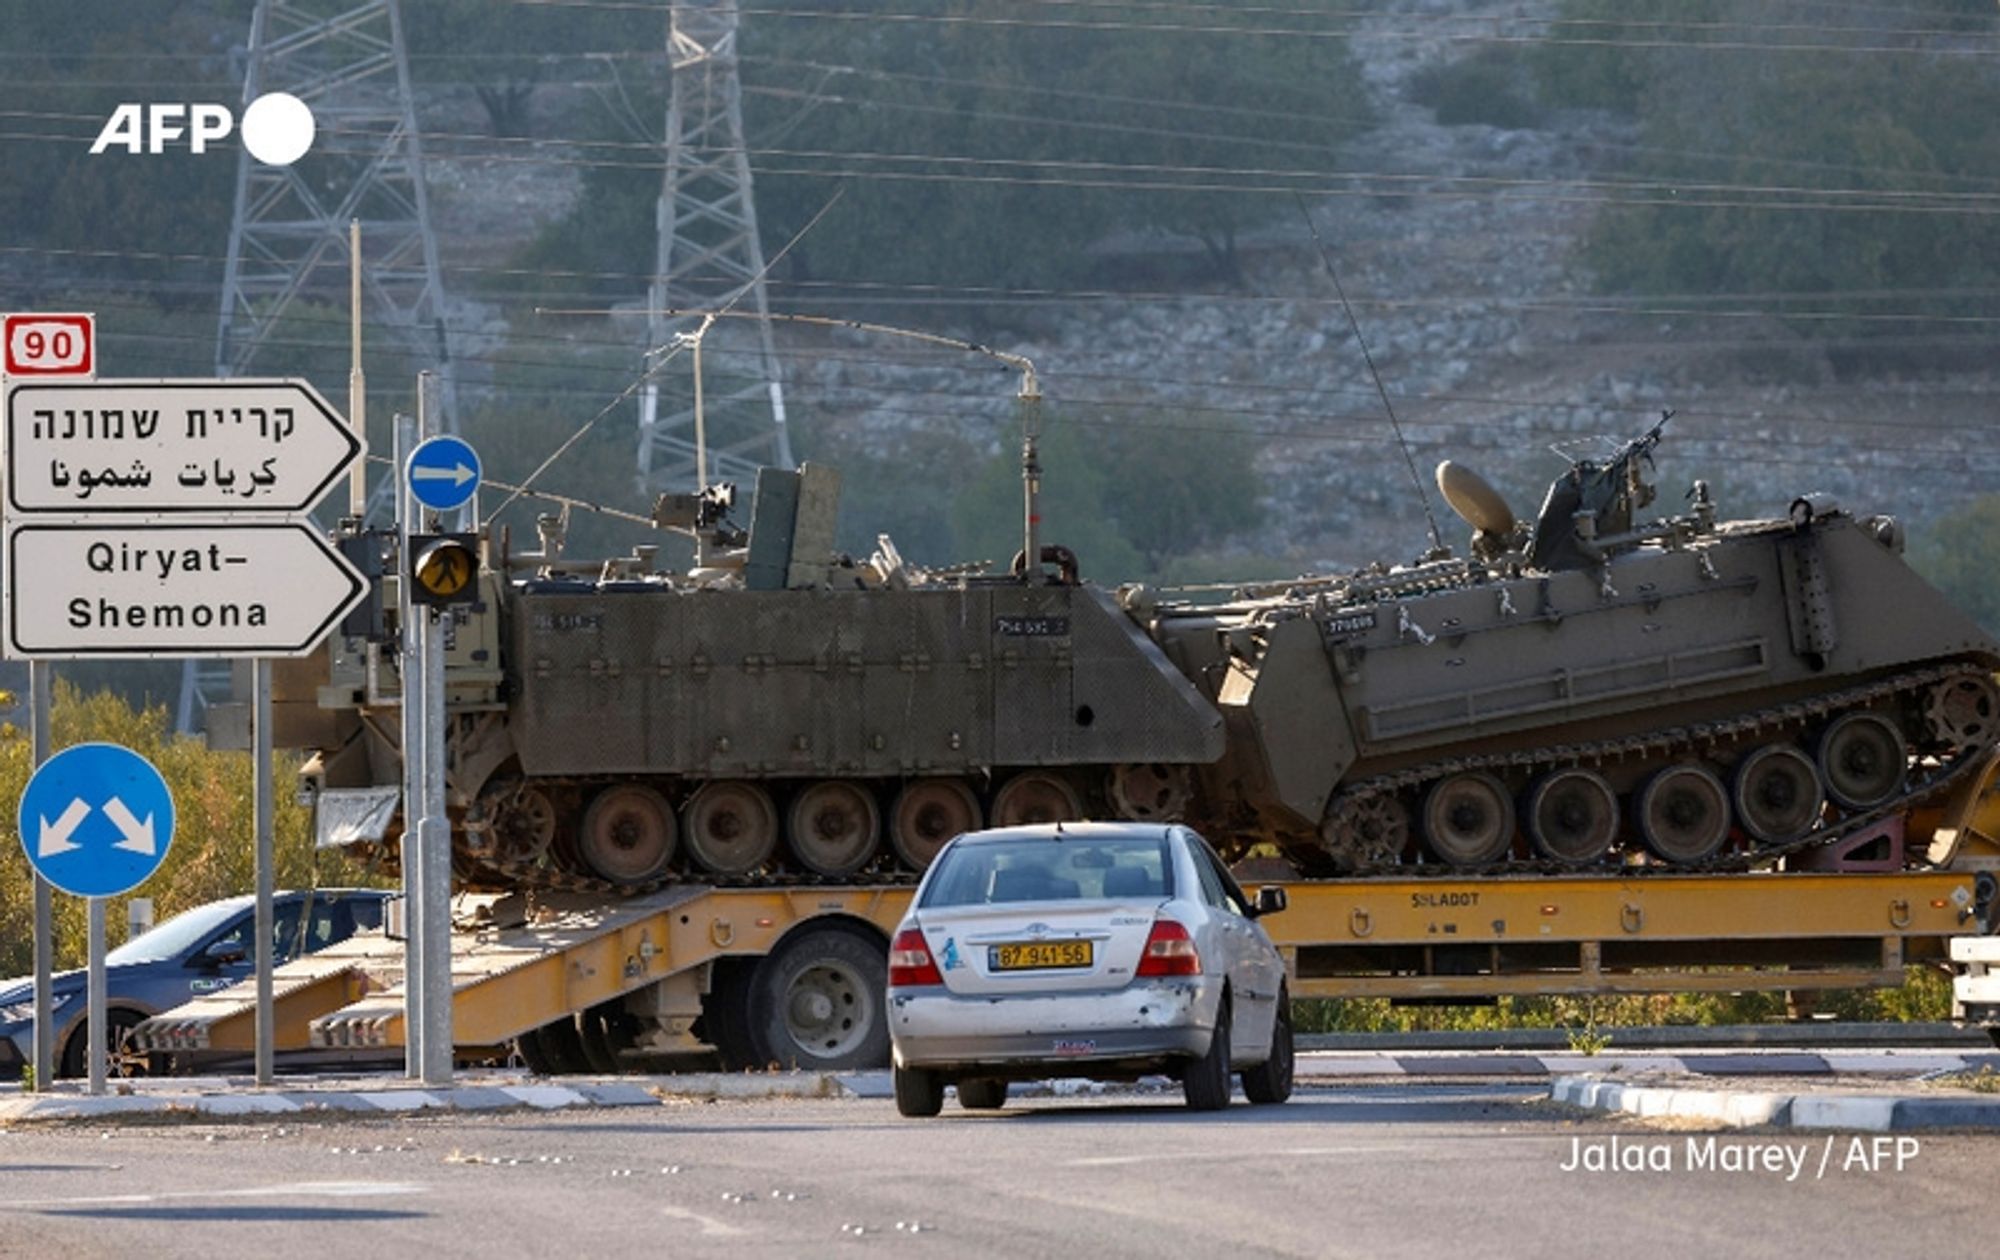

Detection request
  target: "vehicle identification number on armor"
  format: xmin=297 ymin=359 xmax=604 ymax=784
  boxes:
xmin=995 ymin=616 xmax=1070 ymax=637
xmin=1324 ymin=611 xmax=1378 ymax=637
xmin=533 ymin=612 xmax=604 ymax=633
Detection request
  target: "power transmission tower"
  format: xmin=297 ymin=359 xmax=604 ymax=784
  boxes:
xmin=185 ymin=0 xmax=455 ymax=733
xmin=637 ymin=0 xmax=794 ymax=489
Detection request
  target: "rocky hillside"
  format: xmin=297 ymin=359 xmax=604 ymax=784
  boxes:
xmin=421 ymin=1 xmax=1996 ymax=576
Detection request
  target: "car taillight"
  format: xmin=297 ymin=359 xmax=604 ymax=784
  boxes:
xmin=889 ymin=927 xmax=943 ymax=987
xmin=1135 ymin=917 xmax=1201 ymax=977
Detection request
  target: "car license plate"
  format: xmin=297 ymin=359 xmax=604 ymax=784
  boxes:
xmin=991 ymin=940 xmax=1093 ymax=971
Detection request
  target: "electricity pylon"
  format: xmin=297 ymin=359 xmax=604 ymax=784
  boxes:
xmin=187 ymin=0 xmax=456 ymax=733
xmin=637 ymin=0 xmax=794 ymax=489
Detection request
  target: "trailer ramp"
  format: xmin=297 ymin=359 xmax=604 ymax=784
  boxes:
xmin=139 ymin=885 xmax=910 ymax=1056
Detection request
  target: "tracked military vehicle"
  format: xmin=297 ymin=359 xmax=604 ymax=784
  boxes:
xmin=1141 ymin=418 xmax=2000 ymax=874
xmin=295 ymin=415 xmax=2000 ymax=890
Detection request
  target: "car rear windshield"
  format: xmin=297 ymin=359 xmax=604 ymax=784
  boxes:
xmin=920 ymin=835 xmax=1174 ymax=908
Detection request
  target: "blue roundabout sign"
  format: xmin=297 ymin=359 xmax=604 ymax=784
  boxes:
xmin=18 ymin=743 xmax=176 ymax=898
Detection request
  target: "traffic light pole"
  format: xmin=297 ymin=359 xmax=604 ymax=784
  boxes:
xmin=408 ymin=372 xmax=453 ymax=1086
xmin=395 ymin=410 xmax=426 ymax=1079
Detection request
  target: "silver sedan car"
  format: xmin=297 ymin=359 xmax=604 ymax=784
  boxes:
xmin=886 ymin=821 xmax=1294 ymax=1116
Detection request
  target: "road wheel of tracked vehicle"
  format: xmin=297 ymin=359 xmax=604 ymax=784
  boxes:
xmin=889 ymin=779 xmax=982 ymax=870
xmin=683 ymin=781 xmax=780 ymax=876
xmin=748 ymin=925 xmax=890 ymax=1070
xmin=579 ymin=785 xmax=677 ymax=886
xmin=495 ymin=786 xmax=559 ymax=866
xmin=1635 ymin=764 xmax=1732 ymax=864
xmin=991 ymin=772 xmax=1084 ymax=828
xmin=1319 ymin=794 xmax=1411 ymax=872
xmin=1108 ymin=763 xmax=1193 ymax=822
xmin=1420 ymin=773 xmax=1515 ymax=866
xmin=787 ymin=781 xmax=881 ymax=878
xmin=1733 ymin=744 xmax=1825 ymax=845
xmin=1926 ymin=675 xmax=2000 ymax=751
xmin=1816 ymin=712 xmax=1908 ymax=809
xmin=1524 ymin=769 xmax=1620 ymax=864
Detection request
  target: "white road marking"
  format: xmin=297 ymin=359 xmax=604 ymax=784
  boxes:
xmin=4 ymin=1180 xmax=427 ymax=1209
xmin=658 ymin=1205 xmax=748 ymax=1237
xmin=1072 ymin=1152 xmax=1384 ymax=1168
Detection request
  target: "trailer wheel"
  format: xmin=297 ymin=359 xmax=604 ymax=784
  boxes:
xmin=701 ymin=957 xmax=764 ymax=1070
xmin=747 ymin=925 xmax=890 ymax=1071
xmin=520 ymin=1014 xmax=592 ymax=1075
xmin=576 ymin=1000 xmax=638 ymax=1073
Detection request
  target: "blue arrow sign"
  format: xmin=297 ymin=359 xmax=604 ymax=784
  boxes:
xmin=18 ymin=743 xmax=176 ymax=898
xmin=406 ymin=435 xmax=481 ymax=513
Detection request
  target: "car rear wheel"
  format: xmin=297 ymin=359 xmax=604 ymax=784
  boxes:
xmin=1182 ymin=994 xmax=1232 ymax=1111
xmin=894 ymin=1063 xmax=945 ymax=1117
xmin=957 ymin=1077 xmax=1008 ymax=1111
xmin=1241 ymin=989 xmax=1294 ymax=1105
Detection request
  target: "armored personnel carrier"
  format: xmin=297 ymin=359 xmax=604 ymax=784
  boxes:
xmin=1141 ymin=418 xmax=2000 ymax=873
xmin=294 ymin=419 xmax=2000 ymax=888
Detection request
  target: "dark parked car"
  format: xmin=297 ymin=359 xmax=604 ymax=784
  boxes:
xmin=0 ymin=888 xmax=392 ymax=1079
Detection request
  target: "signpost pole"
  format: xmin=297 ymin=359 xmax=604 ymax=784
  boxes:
xmin=253 ymin=658 xmax=275 ymax=1085
xmin=85 ymin=896 xmax=105 ymax=1095
xmin=29 ymin=662 xmax=53 ymax=1092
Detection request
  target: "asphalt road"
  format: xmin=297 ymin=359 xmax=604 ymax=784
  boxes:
xmin=2 ymin=1083 xmax=1995 ymax=1260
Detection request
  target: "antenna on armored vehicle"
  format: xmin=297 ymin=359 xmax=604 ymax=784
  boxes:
xmin=1295 ymin=197 xmax=1445 ymax=558
xmin=606 ymin=307 xmax=1049 ymax=581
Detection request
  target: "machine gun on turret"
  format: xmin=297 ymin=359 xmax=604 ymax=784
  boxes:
xmin=1525 ymin=410 xmax=1673 ymax=572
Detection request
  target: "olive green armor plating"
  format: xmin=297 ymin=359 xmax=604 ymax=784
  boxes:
xmin=298 ymin=430 xmax=2000 ymax=888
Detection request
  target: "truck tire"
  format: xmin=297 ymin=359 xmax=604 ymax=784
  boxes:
xmin=747 ymin=925 xmax=890 ymax=1071
xmin=521 ymin=1015 xmax=592 ymax=1075
xmin=701 ymin=957 xmax=763 ymax=1070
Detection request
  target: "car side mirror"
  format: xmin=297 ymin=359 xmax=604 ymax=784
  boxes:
xmin=201 ymin=940 xmax=247 ymax=968
xmin=1253 ymin=886 xmax=1287 ymax=917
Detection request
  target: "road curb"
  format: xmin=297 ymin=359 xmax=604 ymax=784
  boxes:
xmin=1551 ymin=1074 xmax=2000 ymax=1131
xmin=0 ymin=1071 xmax=852 ymax=1124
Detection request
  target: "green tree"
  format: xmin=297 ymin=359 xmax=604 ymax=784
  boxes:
xmin=1539 ymin=0 xmax=2000 ymax=350
xmin=0 ymin=683 xmax=379 ymax=978
xmin=526 ymin=1 xmax=1372 ymax=302
xmin=1912 ymin=496 xmax=2000 ymax=636
xmin=948 ymin=406 xmax=1265 ymax=584
xmin=401 ymin=1 xmax=656 ymax=137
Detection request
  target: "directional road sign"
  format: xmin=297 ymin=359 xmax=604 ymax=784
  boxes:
xmin=5 ymin=378 xmax=361 ymax=514
xmin=3 ymin=313 xmax=95 ymax=378
xmin=5 ymin=521 xmax=368 ymax=658
xmin=18 ymin=743 xmax=175 ymax=898
xmin=406 ymin=435 xmax=481 ymax=513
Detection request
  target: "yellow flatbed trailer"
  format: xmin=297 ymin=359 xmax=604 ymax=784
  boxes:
xmin=135 ymin=868 xmax=1977 ymax=1068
